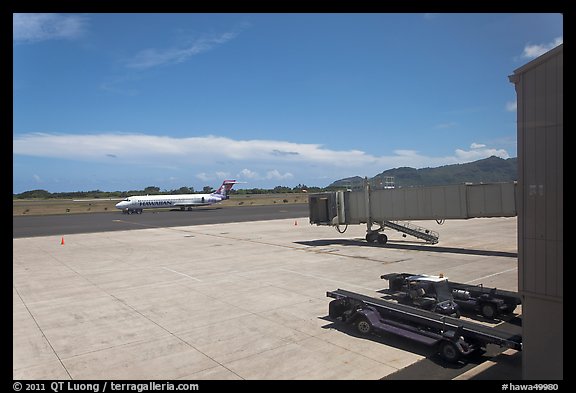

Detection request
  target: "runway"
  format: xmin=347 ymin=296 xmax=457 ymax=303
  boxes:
xmin=12 ymin=203 xmax=309 ymax=238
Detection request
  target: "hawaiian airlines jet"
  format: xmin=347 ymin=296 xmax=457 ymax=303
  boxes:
xmin=115 ymin=180 xmax=239 ymax=214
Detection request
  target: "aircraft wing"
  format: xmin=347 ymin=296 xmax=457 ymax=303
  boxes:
xmin=172 ymin=201 xmax=213 ymax=207
xmin=73 ymin=198 xmax=125 ymax=202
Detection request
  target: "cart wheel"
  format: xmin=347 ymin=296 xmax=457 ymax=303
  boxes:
xmin=377 ymin=233 xmax=388 ymax=244
xmin=439 ymin=341 xmax=461 ymax=362
xmin=356 ymin=317 xmax=372 ymax=335
xmin=481 ymin=303 xmax=497 ymax=319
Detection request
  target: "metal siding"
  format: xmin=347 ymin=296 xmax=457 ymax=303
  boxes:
xmin=535 ymin=238 xmax=547 ymax=294
xmin=545 ymin=126 xmax=558 ymax=242
xmin=545 ymin=54 xmax=558 ymax=127
xmin=516 ymin=75 xmax=525 ymax=294
xmin=518 ymin=228 xmax=524 ymax=293
xmin=349 ymin=191 xmax=366 ymax=224
xmin=391 ymin=190 xmax=402 ymax=217
xmin=557 ymin=241 xmax=563 ymax=298
xmin=430 ymin=187 xmax=445 ymax=218
xmin=545 ymin=240 xmax=558 ymax=298
xmin=533 ymin=63 xmax=547 ymax=128
xmin=447 ymin=185 xmax=467 ymax=218
xmin=521 ymin=296 xmax=563 ymax=379
xmin=523 ymin=164 xmax=536 ymax=239
xmin=502 ymin=183 xmax=517 ymax=215
xmin=405 ymin=188 xmax=419 ymax=219
xmin=534 ymin=123 xmax=547 ymax=242
xmin=556 ymin=52 xmax=563 ymax=245
xmin=419 ymin=188 xmax=433 ymax=218
xmin=524 ymin=234 xmax=536 ymax=293
xmin=467 ymin=184 xmax=508 ymax=216
xmin=369 ymin=190 xmax=382 ymax=219
xmin=557 ymin=51 xmax=563 ymax=126
xmin=371 ymin=189 xmax=387 ymax=218
xmin=557 ymin=142 xmax=564 ymax=247
xmin=514 ymin=45 xmax=563 ymax=300
xmin=358 ymin=184 xmax=513 ymax=221
xmin=554 ymin=50 xmax=563 ymax=299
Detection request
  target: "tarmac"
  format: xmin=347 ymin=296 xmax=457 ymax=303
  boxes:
xmin=13 ymin=214 xmax=521 ymax=380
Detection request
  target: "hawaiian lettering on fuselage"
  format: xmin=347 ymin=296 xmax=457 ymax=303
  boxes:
xmin=138 ymin=201 xmax=174 ymax=207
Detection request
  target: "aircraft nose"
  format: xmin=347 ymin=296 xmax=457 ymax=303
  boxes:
xmin=115 ymin=201 xmax=126 ymax=209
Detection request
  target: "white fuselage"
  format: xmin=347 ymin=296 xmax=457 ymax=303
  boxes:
xmin=115 ymin=193 xmax=223 ymax=213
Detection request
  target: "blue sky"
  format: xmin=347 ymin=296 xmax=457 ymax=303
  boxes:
xmin=13 ymin=13 xmax=563 ymax=193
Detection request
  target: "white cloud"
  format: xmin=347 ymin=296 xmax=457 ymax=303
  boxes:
xmin=238 ymin=168 xmax=259 ymax=179
xmin=126 ymin=31 xmax=240 ymax=69
xmin=470 ymin=142 xmax=486 ymax=149
xmin=455 ymin=147 xmax=509 ymax=161
xmin=195 ymin=171 xmax=232 ymax=182
xmin=13 ymin=132 xmax=511 ymax=186
xmin=195 ymin=172 xmax=211 ymax=182
xmin=13 ymin=13 xmax=87 ymax=43
xmin=266 ymin=170 xmax=293 ymax=180
xmin=522 ymin=37 xmax=563 ymax=59
xmin=505 ymin=101 xmax=517 ymax=112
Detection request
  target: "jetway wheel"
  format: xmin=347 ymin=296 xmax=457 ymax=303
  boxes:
xmin=365 ymin=232 xmax=388 ymax=244
xmin=365 ymin=233 xmax=378 ymax=243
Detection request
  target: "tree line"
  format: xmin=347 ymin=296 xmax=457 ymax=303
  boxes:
xmin=13 ymin=184 xmax=331 ymax=199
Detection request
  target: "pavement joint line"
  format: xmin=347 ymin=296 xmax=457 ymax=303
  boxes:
xmin=464 ymin=267 xmax=519 ymax=284
xmin=15 ymin=215 xmax=520 ymax=379
xmin=110 ymin=219 xmax=405 ymax=269
xmin=183 ymin=228 xmax=406 ymax=266
xmin=277 ymin=268 xmax=377 ymax=292
xmin=13 ymin=285 xmax=74 ymax=380
xmin=161 ymin=267 xmax=203 ymax=282
xmin=25 ymin=241 xmax=245 ymax=380
xmin=94 ymin=285 xmax=245 ymax=380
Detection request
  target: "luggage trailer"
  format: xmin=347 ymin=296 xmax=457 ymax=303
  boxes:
xmin=448 ymin=281 xmax=522 ymax=316
xmin=327 ymin=289 xmax=522 ymax=362
xmin=381 ymin=273 xmax=522 ymax=319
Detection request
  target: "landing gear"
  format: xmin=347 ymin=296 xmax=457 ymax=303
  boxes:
xmin=123 ymin=209 xmax=143 ymax=215
xmin=365 ymin=232 xmax=388 ymax=244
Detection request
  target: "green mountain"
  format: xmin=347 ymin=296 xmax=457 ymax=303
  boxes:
xmin=328 ymin=156 xmax=517 ymax=189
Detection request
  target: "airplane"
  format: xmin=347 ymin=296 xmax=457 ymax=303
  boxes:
xmin=115 ymin=180 xmax=239 ymax=214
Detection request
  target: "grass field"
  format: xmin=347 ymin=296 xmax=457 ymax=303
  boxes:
xmin=13 ymin=193 xmax=309 ymax=216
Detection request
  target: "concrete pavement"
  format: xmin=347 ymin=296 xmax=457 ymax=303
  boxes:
xmin=13 ymin=216 xmax=520 ymax=380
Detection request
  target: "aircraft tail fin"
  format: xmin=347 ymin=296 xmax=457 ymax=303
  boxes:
xmin=212 ymin=180 xmax=239 ymax=199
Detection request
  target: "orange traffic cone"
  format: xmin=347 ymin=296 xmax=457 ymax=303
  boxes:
xmin=61 ymin=236 xmax=65 ymax=245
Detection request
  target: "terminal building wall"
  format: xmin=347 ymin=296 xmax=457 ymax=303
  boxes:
xmin=510 ymin=44 xmax=563 ymax=380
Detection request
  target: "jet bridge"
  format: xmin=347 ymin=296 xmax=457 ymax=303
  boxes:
xmin=308 ymin=182 xmax=517 ymax=244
